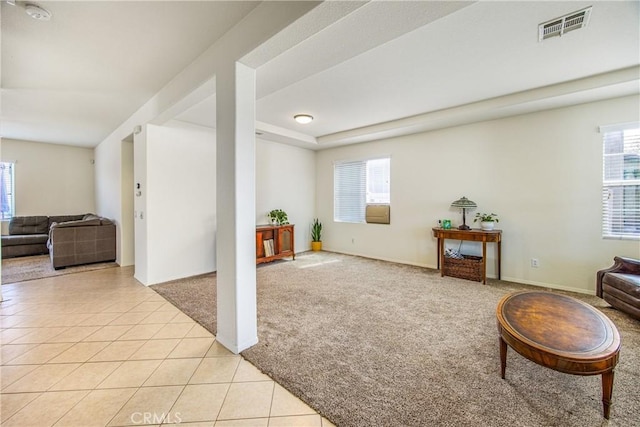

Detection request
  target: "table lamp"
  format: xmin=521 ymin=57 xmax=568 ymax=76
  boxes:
xmin=451 ymin=196 xmax=477 ymax=230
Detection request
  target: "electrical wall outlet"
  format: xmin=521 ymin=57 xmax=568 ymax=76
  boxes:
xmin=531 ymin=258 xmax=540 ymax=268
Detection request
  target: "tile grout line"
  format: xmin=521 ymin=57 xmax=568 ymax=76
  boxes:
xmin=162 ymin=348 xmax=210 ymax=424
xmin=101 ymin=303 xmax=197 ymax=426
xmin=211 ymin=346 xmax=247 ymax=423
xmin=48 ymin=389 xmax=93 ymax=427
xmin=103 ymin=385 xmax=187 ymax=427
xmin=76 ymin=302 xmax=179 ymax=426
xmin=268 ymin=378 xmax=277 ymax=420
xmin=0 ymin=391 xmax=43 ymax=423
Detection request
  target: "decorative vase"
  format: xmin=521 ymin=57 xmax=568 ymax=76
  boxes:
xmin=311 ymin=241 xmax=322 ymax=252
xmin=481 ymin=221 xmax=495 ymax=231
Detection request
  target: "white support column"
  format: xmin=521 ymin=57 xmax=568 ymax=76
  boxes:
xmin=215 ymin=61 xmax=257 ymax=353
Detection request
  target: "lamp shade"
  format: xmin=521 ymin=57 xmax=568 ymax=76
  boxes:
xmin=450 ymin=196 xmax=477 ymax=209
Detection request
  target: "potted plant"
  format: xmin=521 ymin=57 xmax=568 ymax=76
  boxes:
xmin=474 ymin=212 xmax=499 ymax=231
xmin=311 ymin=218 xmax=322 ymax=251
xmin=268 ymin=209 xmax=289 ymax=226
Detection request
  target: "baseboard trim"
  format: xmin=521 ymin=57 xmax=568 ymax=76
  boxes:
xmin=498 ymin=276 xmax=594 ymax=295
xmin=321 ymin=249 xmax=593 ymax=295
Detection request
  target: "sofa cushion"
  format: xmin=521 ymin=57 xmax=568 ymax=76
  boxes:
xmin=1 ymin=234 xmax=49 ymax=246
xmin=2 ymin=242 xmax=48 ymax=258
xmin=9 ymin=216 xmax=49 ymax=235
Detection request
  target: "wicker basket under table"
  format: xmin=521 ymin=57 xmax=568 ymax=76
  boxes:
xmin=443 ymin=255 xmax=483 ymax=282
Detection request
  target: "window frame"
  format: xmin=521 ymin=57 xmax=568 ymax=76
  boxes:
xmin=600 ymin=122 xmax=640 ymax=240
xmin=1 ymin=161 xmax=16 ymax=221
xmin=334 ymin=156 xmax=391 ymax=224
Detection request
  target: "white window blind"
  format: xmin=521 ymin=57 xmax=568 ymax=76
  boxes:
xmin=1 ymin=162 xmax=15 ymax=220
xmin=334 ymin=157 xmax=390 ymax=223
xmin=334 ymin=160 xmax=366 ymax=223
xmin=601 ymin=124 xmax=640 ymax=239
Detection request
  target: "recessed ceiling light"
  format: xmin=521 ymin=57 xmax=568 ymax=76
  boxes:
xmin=25 ymin=3 xmax=52 ymax=21
xmin=294 ymin=114 xmax=313 ymax=124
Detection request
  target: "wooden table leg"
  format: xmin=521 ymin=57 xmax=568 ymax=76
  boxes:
xmin=439 ymin=238 xmax=445 ymax=277
xmin=602 ymin=370 xmax=614 ymax=419
xmin=499 ymin=336 xmax=507 ymax=379
xmin=497 ymin=240 xmax=501 ymax=280
xmin=437 ymin=237 xmax=441 ymax=270
xmin=482 ymin=240 xmax=487 ymax=284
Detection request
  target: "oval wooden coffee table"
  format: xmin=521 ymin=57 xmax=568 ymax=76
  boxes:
xmin=496 ymin=291 xmax=621 ymax=419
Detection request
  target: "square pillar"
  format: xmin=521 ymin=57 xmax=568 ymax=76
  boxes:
xmin=215 ymin=61 xmax=257 ymax=353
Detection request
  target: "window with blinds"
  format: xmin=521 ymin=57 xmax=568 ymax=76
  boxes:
xmin=1 ymin=162 xmax=15 ymax=220
xmin=601 ymin=123 xmax=640 ymax=239
xmin=334 ymin=157 xmax=390 ymax=223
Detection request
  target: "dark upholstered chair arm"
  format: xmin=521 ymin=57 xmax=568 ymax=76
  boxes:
xmin=597 ymin=256 xmax=640 ymax=297
xmin=608 ymin=256 xmax=640 ymax=274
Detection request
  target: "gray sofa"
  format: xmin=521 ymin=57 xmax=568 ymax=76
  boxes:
xmin=2 ymin=215 xmax=85 ymax=258
xmin=47 ymin=214 xmax=116 ymax=269
xmin=1 ymin=214 xmax=116 ymax=269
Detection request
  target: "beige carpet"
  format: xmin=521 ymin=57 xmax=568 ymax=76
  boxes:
xmin=1 ymin=254 xmax=118 ymax=285
xmin=152 ymin=252 xmax=640 ymax=427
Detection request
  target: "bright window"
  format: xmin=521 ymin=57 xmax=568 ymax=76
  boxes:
xmin=601 ymin=123 xmax=640 ymax=239
xmin=1 ymin=162 xmax=15 ymax=220
xmin=334 ymin=157 xmax=390 ymax=223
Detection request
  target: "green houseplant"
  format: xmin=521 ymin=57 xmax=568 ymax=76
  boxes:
xmin=268 ymin=209 xmax=289 ymax=226
xmin=474 ymin=212 xmax=499 ymax=230
xmin=311 ymin=218 xmax=322 ymax=251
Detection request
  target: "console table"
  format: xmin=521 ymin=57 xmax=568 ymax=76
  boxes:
xmin=256 ymin=224 xmax=295 ymax=264
xmin=432 ymin=227 xmax=502 ymax=284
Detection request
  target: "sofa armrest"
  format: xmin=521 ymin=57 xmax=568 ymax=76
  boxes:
xmin=597 ymin=256 xmax=640 ymax=297
xmin=608 ymin=256 xmax=640 ymax=274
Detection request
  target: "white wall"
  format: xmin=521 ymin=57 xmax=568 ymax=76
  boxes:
xmin=316 ymin=95 xmax=640 ymax=294
xmin=143 ymin=122 xmax=217 ymax=284
xmin=121 ymin=141 xmax=135 ymax=266
xmin=256 ymin=138 xmax=316 ymax=253
xmin=128 ymin=123 xmax=316 ymax=286
xmin=94 ymin=136 xmax=124 ymax=265
xmin=1 ymin=139 xmax=95 ymax=220
xmin=133 ymin=127 xmax=148 ymax=283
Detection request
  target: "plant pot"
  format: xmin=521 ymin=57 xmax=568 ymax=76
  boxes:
xmin=311 ymin=241 xmax=322 ymax=252
xmin=480 ymin=221 xmax=495 ymax=231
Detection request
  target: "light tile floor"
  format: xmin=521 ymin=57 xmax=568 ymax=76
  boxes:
xmin=1 ymin=266 xmax=335 ymax=427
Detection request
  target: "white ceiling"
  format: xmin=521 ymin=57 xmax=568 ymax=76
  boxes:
xmin=2 ymin=1 xmax=639 ymax=150
xmin=1 ymin=0 xmax=259 ymax=147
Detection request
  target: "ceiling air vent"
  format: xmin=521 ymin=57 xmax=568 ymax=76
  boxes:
xmin=539 ymin=6 xmax=592 ymax=41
